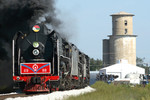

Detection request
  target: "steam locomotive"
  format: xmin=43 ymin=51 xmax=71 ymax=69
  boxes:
xmin=12 ymin=24 xmax=90 ymax=92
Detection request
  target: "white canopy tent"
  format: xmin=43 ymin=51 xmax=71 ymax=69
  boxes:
xmin=100 ymin=60 xmax=145 ymax=79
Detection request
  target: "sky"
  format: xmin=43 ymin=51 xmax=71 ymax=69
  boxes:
xmin=55 ymin=0 xmax=150 ymax=63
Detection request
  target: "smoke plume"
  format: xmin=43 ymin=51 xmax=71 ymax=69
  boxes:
xmin=0 ymin=0 xmax=61 ymax=92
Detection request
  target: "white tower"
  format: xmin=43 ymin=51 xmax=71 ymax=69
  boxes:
xmin=103 ymin=12 xmax=137 ymax=66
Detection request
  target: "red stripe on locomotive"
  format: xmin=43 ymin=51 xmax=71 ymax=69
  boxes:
xmin=13 ymin=76 xmax=59 ymax=81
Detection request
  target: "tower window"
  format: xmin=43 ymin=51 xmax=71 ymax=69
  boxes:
xmin=125 ymin=29 xmax=128 ymax=34
xmin=124 ymin=20 xmax=127 ymax=26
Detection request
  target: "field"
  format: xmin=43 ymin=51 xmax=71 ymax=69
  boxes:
xmin=66 ymin=81 xmax=150 ymax=100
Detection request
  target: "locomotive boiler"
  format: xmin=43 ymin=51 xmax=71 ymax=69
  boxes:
xmin=12 ymin=24 xmax=90 ymax=93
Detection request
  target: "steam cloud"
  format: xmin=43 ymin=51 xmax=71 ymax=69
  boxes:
xmin=0 ymin=0 xmax=61 ymax=92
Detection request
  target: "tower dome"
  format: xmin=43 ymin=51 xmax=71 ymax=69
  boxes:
xmin=111 ymin=11 xmax=134 ymax=35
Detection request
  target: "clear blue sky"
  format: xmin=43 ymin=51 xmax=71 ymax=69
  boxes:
xmin=55 ymin=0 xmax=150 ymax=63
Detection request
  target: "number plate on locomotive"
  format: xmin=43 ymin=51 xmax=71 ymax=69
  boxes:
xmin=20 ymin=63 xmax=51 ymax=74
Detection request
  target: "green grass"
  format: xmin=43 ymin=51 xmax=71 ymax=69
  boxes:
xmin=66 ymin=81 xmax=150 ymax=100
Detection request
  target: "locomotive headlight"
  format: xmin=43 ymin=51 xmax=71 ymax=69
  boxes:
xmin=33 ymin=49 xmax=40 ymax=56
xmin=33 ymin=42 xmax=39 ymax=48
xmin=17 ymin=76 xmax=20 ymax=80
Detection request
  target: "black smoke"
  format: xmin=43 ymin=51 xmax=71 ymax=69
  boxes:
xmin=0 ymin=0 xmax=61 ymax=93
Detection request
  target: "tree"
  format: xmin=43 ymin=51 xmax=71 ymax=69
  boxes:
xmin=136 ymin=57 xmax=149 ymax=74
xmin=136 ymin=57 xmax=145 ymax=67
xmin=90 ymin=58 xmax=103 ymax=71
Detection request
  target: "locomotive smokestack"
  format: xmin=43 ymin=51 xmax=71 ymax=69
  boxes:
xmin=0 ymin=0 xmax=61 ymax=92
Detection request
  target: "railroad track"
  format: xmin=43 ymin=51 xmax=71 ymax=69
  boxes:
xmin=0 ymin=92 xmax=47 ymax=100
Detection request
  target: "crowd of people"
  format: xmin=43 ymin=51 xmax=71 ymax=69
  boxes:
xmin=96 ymin=73 xmax=118 ymax=84
xmin=96 ymin=73 xmax=149 ymax=85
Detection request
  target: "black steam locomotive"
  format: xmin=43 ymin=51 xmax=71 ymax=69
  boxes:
xmin=12 ymin=24 xmax=90 ymax=92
